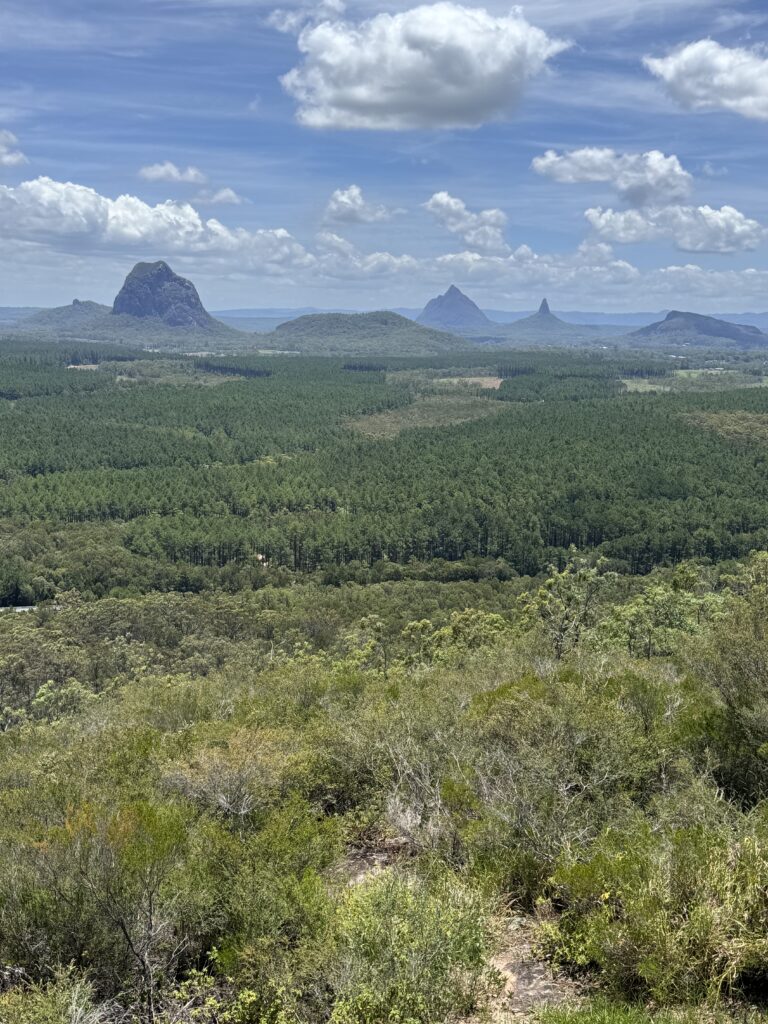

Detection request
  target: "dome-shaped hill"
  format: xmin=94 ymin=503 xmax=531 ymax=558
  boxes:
xmin=267 ymin=310 xmax=466 ymax=355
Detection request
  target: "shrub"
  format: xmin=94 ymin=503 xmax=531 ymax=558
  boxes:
xmin=328 ymin=869 xmax=499 ymax=1024
xmin=0 ymin=970 xmax=108 ymax=1024
xmin=543 ymin=797 xmax=768 ymax=1003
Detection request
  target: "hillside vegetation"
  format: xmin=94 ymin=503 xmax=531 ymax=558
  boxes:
xmin=264 ymin=311 xmax=468 ymax=355
xmin=3 ymin=341 xmax=768 ymax=1022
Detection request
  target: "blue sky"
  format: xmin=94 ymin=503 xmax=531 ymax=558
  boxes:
xmin=1 ymin=0 xmax=768 ymax=311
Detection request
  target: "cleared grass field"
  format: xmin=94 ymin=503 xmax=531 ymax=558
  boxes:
xmin=348 ymin=393 xmax=506 ymax=437
xmin=623 ymin=369 xmax=768 ymax=395
xmin=434 ymin=375 xmax=503 ymax=389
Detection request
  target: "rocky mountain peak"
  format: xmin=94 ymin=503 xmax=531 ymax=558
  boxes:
xmin=417 ymin=285 xmax=492 ymax=330
xmin=112 ymin=261 xmax=215 ymax=329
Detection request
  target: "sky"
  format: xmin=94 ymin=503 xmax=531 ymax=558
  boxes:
xmin=1 ymin=0 xmax=768 ymax=312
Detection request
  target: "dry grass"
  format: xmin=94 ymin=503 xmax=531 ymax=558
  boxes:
xmin=435 ymin=376 xmax=504 ymax=390
xmin=624 ymin=370 xmax=768 ymax=395
xmin=687 ymin=410 xmax=768 ymax=443
xmin=348 ymin=394 xmax=506 ymax=438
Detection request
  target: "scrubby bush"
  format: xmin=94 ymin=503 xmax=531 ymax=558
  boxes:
xmin=328 ymin=870 xmax=498 ymax=1024
xmin=0 ymin=970 xmax=108 ymax=1024
xmin=543 ymin=794 xmax=768 ymax=1003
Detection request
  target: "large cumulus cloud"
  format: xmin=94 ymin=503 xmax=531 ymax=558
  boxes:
xmin=280 ymin=3 xmax=568 ymax=130
xmin=532 ymin=148 xmax=692 ymax=207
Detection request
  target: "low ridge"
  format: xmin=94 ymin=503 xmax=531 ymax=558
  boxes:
xmin=631 ymin=309 xmax=768 ymax=348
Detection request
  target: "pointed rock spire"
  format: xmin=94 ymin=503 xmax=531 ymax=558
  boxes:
xmin=417 ymin=285 xmax=492 ymax=330
xmin=538 ymin=297 xmax=551 ymax=315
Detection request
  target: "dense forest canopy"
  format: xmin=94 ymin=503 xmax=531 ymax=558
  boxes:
xmin=0 ymin=344 xmax=767 ymax=602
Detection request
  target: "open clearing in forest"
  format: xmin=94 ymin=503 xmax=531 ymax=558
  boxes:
xmin=348 ymin=393 xmax=507 ymax=437
xmin=687 ymin=410 xmax=768 ymax=444
xmin=624 ymin=369 xmax=768 ymax=394
xmin=435 ymin=376 xmax=503 ymax=389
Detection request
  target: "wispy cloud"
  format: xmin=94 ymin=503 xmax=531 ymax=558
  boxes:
xmin=139 ymin=162 xmax=208 ymax=185
xmin=0 ymin=130 xmax=27 ymax=167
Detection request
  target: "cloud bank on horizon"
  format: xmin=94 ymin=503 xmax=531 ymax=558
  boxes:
xmin=0 ymin=0 xmax=767 ymax=311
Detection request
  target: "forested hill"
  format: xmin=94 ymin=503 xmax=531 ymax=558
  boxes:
xmin=264 ymin=310 xmax=468 ymax=354
xmin=630 ymin=309 xmax=768 ymax=347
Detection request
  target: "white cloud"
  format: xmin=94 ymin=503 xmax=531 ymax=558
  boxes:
xmin=583 ymin=208 xmax=658 ymax=244
xmin=315 ymin=230 xmax=358 ymax=256
xmin=279 ymin=3 xmax=568 ymax=130
xmin=585 ymin=204 xmax=765 ymax=253
xmin=315 ymin=230 xmax=419 ymax=278
xmin=423 ymin=191 xmax=508 ymax=253
xmin=532 ymin=147 xmax=692 ymax=207
xmin=533 ymin=145 xmax=764 ymax=254
xmin=645 ymin=40 xmax=768 ymax=121
xmin=195 ymin=187 xmax=247 ymax=205
xmin=139 ymin=161 xmax=208 ymax=185
xmin=268 ymin=0 xmax=346 ymax=34
xmin=0 ymin=129 xmax=27 ymax=167
xmin=0 ymin=176 xmax=311 ymax=273
xmin=433 ymin=238 xmax=640 ymax=293
xmin=324 ymin=184 xmax=394 ymax=224
xmin=6 ymin=182 xmax=768 ymax=310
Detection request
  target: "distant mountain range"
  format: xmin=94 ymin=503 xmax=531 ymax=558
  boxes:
xmin=0 ymin=306 xmax=43 ymax=326
xmin=5 ymin=275 xmax=768 ymax=352
xmin=211 ymin=305 xmax=768 ymax=331
xmin=495 ymin=297 xmax=621 ymax=344
xmin=414 ymin=288 xmax=633 ymax=344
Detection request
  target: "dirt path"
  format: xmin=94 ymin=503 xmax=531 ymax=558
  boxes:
xmin=482 ymin=916 xmax=582 ymax=1022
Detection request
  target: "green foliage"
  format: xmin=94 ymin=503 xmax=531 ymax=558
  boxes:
xmin=4 ymin=342 xmax=768 ymax=1022
xmin=4 ymin=345 xmax=768 ymax=596
xmin=602 ymin=564 xmax=722 ymax=659
xmin=537 ymin=1000 xmax=759 ymax=1023
xmin=544 ymin=797 xmax=768 ymax=1003
xmin=0 ymin=970 xmax=108 ymax=1024
xmin=520 ymin=551 xmax=617 ymax=658
xmin=328 ymin=871 xmax=498 ymax=1024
